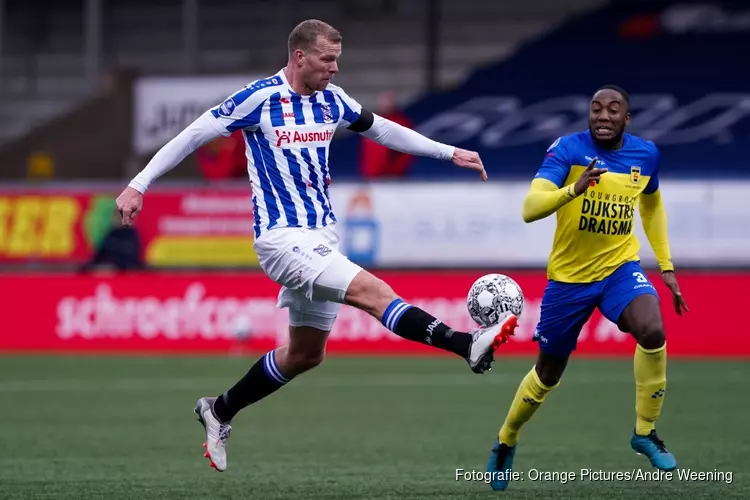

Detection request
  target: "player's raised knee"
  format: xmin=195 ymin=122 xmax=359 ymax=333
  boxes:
xmin=344 ymin=270 xmax=398 ymax=318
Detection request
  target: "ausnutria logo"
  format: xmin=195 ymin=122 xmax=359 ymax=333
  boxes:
xmin=275 ymin=129 xmax=334 ymax=147
xmin=275 ymin=130 xmax=291 ymax=147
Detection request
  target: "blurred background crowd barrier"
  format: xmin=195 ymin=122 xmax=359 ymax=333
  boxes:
xmin=1 ymin=0 xmax=748 ymax=357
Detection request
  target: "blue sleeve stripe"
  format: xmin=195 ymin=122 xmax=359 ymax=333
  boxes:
xmin=211 ymin=77 xmax=281 ymax=123
xmin=535 ymin=170 xmax=565 ymax=188
xmin=643 ymin=176 xmax=659 ymax=194
xmin=226 ymin=101 xmax=265 ymax=132
xmin=336 ymin=93 xmax=359 ymax=124
xmin=232 ymin=77 xmax=282 ymax=107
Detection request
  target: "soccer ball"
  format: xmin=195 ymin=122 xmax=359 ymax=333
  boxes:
xmin=467 ymin=274 xmax=524 ymax=327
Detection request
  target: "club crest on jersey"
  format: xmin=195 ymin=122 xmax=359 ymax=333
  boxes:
xmin=321 ymin=104 xmax=334 ymax=124
xmin=630 ymin=166 xmax=641 ymax=184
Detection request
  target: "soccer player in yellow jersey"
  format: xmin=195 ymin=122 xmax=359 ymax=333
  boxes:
xmin=485 ymin=85 xmax=690 ymax=491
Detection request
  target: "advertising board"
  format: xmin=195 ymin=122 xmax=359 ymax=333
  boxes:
xmin=2 ymin=271 xmax=743 ymax=357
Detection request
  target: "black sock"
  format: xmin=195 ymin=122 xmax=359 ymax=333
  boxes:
xmin=381 ymin=298 xmax=472 ymax=357
xmin=212 ymin=350 xmax=292 ymax=423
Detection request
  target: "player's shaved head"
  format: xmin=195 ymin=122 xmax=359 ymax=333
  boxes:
xmin=288 ymin=19 xmax=342 ymax=56
xmin=593 ymin=85 xmax=630 ymax=110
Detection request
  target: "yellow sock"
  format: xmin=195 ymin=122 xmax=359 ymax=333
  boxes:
xmin=498 ymin=367 xmax=557 ymax=446
xmin=634 ymin=342 xmax=667 ymax=436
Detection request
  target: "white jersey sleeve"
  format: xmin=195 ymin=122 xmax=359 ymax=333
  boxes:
xmin=128 ymin=113 xmax=220 ymax=193
xmin=325 ymin=83 xmax=453 ymax=160
xmin=361 ymin=114 xmax=455 ymax=161
xmin=327 ymin=84 xmax=363 ymax=128
xmin=128 ymin=77 xmax=284 ymax=193
xmin=205 ymin=76 xmax=284 ymax=136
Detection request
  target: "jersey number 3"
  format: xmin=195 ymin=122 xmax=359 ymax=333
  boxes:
xmin=632 ymin=272 xmax=649 ymax=284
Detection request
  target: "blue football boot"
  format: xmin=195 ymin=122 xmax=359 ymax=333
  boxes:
xmin=486 ymin=438 xmax=517 ymax=491
xmin=631 ymin=429 xmax=677 ymax=471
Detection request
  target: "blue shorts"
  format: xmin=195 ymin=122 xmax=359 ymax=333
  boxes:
xmin=532 ymin=261 xmax=659 ymax=357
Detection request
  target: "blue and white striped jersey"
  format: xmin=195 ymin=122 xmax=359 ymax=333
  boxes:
xmin=205 ymin=69 xmax=362 ymax=238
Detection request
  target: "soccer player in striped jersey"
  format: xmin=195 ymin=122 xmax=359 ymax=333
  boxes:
xmin=484 ymin=85 xmax=689 ymax=491
xmin=115 ymin=19 xmax=518 ymax=472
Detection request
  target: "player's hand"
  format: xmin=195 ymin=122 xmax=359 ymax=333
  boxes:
xmin=452 ymin=148 xmax=488 ymax=181
xmin=115 ymin=186 xmax=143 ymax=226
xmin=662 ymin=271 xmax=689 ymax=316
xmin=573 ymin=157 xmax=608 ymax=196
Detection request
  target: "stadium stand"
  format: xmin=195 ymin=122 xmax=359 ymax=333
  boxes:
xmin=374 ymin=0 xmax=750 ymax=179
xmin=0 ymin=0 xmax=603 ymax=148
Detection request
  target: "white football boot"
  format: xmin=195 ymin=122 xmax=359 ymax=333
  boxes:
xmin=194 ymin=396 xmax=232 ymax=472
xmin=465 ymin=312 xmax=518 ymax=373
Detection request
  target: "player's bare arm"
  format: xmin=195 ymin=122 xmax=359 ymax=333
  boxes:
xmin=350 ymin=109 xmax=487 ymax=181
xmin=639 ymin=189 xmax=689 ymax=316
xmin=661 ymin=271 xmax=689 ymax=315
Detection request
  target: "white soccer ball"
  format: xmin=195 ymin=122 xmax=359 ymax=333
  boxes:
xmin=467 ymin=274 xmax=524 ymax=327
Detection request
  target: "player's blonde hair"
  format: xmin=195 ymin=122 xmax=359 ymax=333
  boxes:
xmin=288 ymin=19 xmax=342 ymax=56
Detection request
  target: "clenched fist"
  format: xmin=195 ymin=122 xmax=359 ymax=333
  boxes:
xmin=115 ymin=187 xmax=143 ymax=226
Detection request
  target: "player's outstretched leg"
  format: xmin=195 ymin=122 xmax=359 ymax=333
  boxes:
xmin=345 ymin=270 xmax=518 ymax=373
xmin=617 ymin=294 xmax=676 ymax=471
xmin=195 ymin=325 xmax=328 ymax=472
xmin=487 ymin=351 xmax=565 ymax=490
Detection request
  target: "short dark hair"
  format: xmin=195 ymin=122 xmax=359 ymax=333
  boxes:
xmin=595 ymin=84 xmax=630 ymax=108
xmin=288 ymin=19 xmax=342 ymax=56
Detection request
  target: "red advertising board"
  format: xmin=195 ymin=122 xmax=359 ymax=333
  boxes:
xmin=1 ymin=270 xmax=745 ymax=357
xmin=131 ymin=188 xmax=258 ymax=267
xmin=0 ymin=187 xmax=259 ymax=267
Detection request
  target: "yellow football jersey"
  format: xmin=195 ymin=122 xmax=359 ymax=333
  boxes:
xmin=534 ymin=131 xmax=661 ymax=283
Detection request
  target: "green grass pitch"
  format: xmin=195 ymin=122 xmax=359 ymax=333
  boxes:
xmin=0 ymin=355 xmax=748 ymax=499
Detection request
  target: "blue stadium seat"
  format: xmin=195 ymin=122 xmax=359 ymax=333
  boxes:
xmin=332 ymin=0 xmax=750 ymax=180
